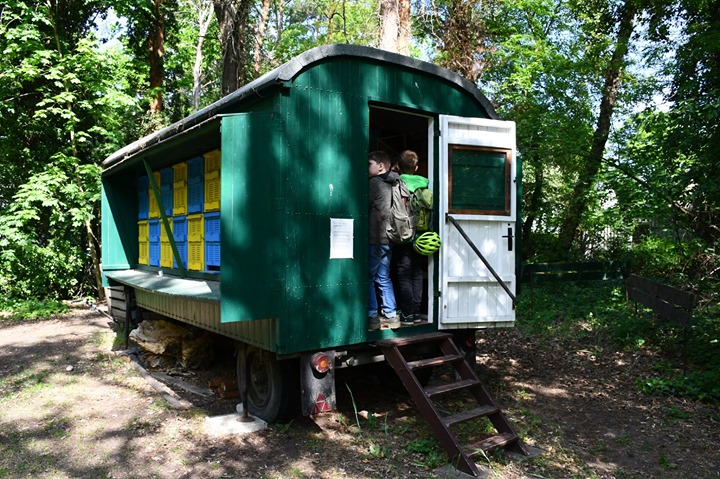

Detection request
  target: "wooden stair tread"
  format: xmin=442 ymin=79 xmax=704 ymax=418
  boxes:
xmin=425 ymin=379 xmax=480 ymax=397
xmin=464 ymin=432 xmax=518 ymax=453
xmin=443 ymin=405 xmax=500 ymax=427
xmin=376 ymin=332 xmax=452 ymax=348
xmin=377 ymin=333 xmax=529 ymax=476
xmin=407 ymin=354 xmax=462 ymax=370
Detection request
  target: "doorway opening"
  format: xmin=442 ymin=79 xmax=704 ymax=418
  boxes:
xmin=368 ymin=106 xmax=434 ymax=325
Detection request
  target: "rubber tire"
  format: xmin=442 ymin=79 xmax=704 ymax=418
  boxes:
xmin=236 ymin=346 xmax=297 ymax=423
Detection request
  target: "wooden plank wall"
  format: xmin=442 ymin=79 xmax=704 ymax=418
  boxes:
xmin=107 ymin=286 xmax=127 ymax=322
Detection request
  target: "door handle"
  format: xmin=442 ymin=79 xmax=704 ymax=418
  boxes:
xmin=502 ymin=227 xmax=513 ymax=252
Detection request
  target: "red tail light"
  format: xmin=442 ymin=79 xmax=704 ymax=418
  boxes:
xmin=311 ymin=352 xmax=331 ymax=373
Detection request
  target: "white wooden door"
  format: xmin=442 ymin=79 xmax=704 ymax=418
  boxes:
xmin=438 ymin=115 xmax=517 ymax=329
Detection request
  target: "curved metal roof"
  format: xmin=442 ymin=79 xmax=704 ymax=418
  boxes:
xmin=102 ymin=44 xmax=498 ymax=171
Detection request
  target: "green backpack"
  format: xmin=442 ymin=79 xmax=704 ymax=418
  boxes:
xmin=411 ymin=187 xmax=433 ymax=232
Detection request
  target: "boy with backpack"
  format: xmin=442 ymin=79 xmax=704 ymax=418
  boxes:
xmin=394 ymin=150 xmax=431 ymax=324
xmin=367 ymin=151 xmax=401 ymax=330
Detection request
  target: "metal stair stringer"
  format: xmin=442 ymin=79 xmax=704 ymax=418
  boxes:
xmin=377 ymin=332 xmax=528 ymax=477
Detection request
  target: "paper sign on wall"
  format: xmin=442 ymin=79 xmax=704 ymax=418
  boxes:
xmin=330 ymin=218 xmax=353 ymax=259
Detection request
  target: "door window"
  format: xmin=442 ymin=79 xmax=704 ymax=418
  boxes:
xmin=448 ymin=146 xmax=511 ymax=215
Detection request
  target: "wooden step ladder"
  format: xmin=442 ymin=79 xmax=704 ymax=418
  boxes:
xmin=377 ymin=332 xmax=528 ymax=477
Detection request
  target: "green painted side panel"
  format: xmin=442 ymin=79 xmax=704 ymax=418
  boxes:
xmin=101 ymin=173 xmax=137 ymax=284
xmin=280 ymin=90 xmax=368 ymax=353
xmin=220 ymin=113 xmax=285 ymax=333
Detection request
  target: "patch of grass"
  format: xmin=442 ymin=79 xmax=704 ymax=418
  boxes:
xmin=665 ymin=405 xmax=692 ymax=421
xmin=518 ymin=280 xmax=720 ymax=403
xmin=658 ymin=453 xmax=677 ymax=469
xmin=44 ymin=416 xmax=71 ymax=438
xmin=510 ymin=406 xmax=543 ymax=438
xmin=365 ymin=440 xmax=385 ymax=458
xmin=0 ymin=369 xmax=53 ymax=402
xmin=0 ymin=298 xmax=68 ymax=323
xmin=273 ymin=420 xmax=294 ymax=434
xmin=148 ymin=397 xmax=175 ymax=413
xmin=517 ymin=281 xmax=627 ymax=337
xmin=636 ymin=369 xmax=720 ymax=402
xmin=616 ymin=432 xmax=631 ymax=447
xmin=406 ymin=438 xmax=446 ymax=469
xmin=287 ymin=466 xmax=308 ymax=478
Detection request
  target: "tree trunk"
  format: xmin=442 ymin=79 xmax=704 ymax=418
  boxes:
xmin=522 ymin=161 xmax=544 ymax=258
xmin=397 ymin=0 xmax=410 ymax=55
xmin=379 ymin=0 xmax=399 ymax=52
xmin=214 ymin=0 xmax=252 ymax=95
xmin=436 ymin=0 xmax=486 ymax=82
xmin=253 ymin=0 xmax=272 ymax=77
xmin=192 ymin=1 xmax=215 ymax=111
xmin=149 ymin=0 xmax=165 ymax=115
xmin=275 ymin=0 xmax=285 ymax=50
xmin=559 ymin=0 xmax=637 ymax=252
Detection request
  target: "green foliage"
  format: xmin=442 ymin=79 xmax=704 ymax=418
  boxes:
xmin=0 ymin=298 xmax=68 ymax=323
xmin=636 ymin=371 xmax=720 ymax=403
xmin=628 ymin=237 xmax=689 ymax=282
xmin=0 ymin=2 xmax=142 ymax=301
xmin=634 ymin=309 xmax=720 ymax=402
xmin=165 ymin=0 xmax=223 ymax=115
xmin=517 ymin=281 xmax=720 ymax=403
xmin=270 ymin=0 xmax=378 ymax=69
xmin=517 ymin=281 xmax=627 ymax=340
xmin=406 ymin=438 xmax=447 ymax=469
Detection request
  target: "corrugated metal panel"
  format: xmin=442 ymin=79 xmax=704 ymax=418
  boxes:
xmin=134 ymin=288 xmax=276 ymax=349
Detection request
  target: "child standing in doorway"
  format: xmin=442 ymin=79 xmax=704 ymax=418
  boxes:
xmin=367 ymin=151 xmax=401 ymax=330
xmin=395 ymin=150 xmax=429 ymax=324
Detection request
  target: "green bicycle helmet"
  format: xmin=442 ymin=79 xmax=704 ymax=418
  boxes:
xmin=414 ymin=231 xmax=441 ymax=255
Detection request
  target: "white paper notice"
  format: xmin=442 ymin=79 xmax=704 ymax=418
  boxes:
xmin=330 ymin=218 xmax=353 ymax=259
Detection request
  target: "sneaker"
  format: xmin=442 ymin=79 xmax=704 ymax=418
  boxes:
xmin=412 ymin=313 xmax=422 ymax=324
xmin=368 ymin=316 xmax=381 ymax=331
xmin=399 ymin=312 xmax=415 ymax=326
xmin=380 ymin=314 xmax=401 ymax=329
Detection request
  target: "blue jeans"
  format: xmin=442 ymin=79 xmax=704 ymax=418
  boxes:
xmin=368 ymin=244 xmax=397 ymax=318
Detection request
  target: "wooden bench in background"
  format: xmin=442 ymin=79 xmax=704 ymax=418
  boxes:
xmin=521 ymin=261 xmax=630 ymax=285
xmin=626 ymin=274 xmax=695 ymax=369
xmin=625 ymin=275 xmax=695 ymax=329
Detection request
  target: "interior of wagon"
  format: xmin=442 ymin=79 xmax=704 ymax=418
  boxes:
xmin=368 ymin=106 xmax=434 ymax=326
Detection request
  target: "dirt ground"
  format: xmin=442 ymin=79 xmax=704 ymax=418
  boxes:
xmin=0 ymin=305 xmax=718 ymax=479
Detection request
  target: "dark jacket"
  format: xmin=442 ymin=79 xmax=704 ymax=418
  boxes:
xmin=368 ymin=171 xmax=400 ymax=245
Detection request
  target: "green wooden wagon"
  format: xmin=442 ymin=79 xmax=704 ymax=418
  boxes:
xmin=102 ymin=44 xmax=520 ymax=423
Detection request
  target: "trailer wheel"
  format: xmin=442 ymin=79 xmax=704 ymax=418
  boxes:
xmin=236 ymin=346 xmax=297 ymax=423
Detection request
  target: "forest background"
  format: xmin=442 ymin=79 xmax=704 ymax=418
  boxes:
xmin=0 ymin=0 xmax=717 ymax=390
